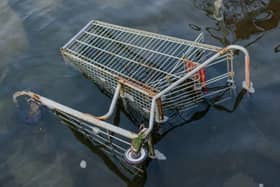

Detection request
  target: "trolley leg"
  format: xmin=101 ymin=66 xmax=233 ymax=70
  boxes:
xmin=147 ymin=135 xmax=155 ymax=158
xmin=96 ymin=84 xmax=122 ymax=120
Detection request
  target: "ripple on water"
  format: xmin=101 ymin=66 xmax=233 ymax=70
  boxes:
xmin=0 ymin=0 xmax=28 ymax=63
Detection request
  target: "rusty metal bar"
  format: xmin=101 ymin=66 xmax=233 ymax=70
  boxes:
xmin=13 ymin=91 xmax=138 ymax=139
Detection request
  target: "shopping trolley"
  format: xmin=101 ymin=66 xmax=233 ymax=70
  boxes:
xmin=13 ymin=20 xmax=255 ymax=165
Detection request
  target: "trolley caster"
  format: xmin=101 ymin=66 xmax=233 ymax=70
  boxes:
xmin=124 ymin=147 xmax=147 ymax=165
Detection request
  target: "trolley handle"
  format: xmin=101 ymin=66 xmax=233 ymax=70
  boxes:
xmin=13 ymin=89 xmax=138 ymax=140
xmin=145 ymin=45 xmax=255 ymax=137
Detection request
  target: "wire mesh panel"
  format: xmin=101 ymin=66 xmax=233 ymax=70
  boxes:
xmin=61 ymin=20 xmax=235 ymax=119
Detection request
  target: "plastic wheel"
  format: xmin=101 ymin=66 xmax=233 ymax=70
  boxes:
xmin=124 ymin=147 xmax=147 ymax=165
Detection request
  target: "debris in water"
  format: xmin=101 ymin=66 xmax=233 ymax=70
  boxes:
xmin=189 ymin=24 xmax=201 ymax=31
xmin=80 ymin=160 xmax=87 ymax=168
xmin=214 ymin=0 xmax=224 ymax=21
xmin=274 ymin=43 xmax=280 ymax=53
xmin=154 ymin=149 xmax=167 ymax=160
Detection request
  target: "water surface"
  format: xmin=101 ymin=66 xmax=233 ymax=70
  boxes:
xmin=0 ymin=0 xmax=280 ymax=186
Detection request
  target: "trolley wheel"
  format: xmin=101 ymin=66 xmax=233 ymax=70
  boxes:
xmin=124 ymin=147 xmax=147 ymax=165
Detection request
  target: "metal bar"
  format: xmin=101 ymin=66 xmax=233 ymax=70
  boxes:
xmin=169 ymin=33 xmax=204 ymax=74
xmin=62 ymin=20 xmax=94 ymax=49
xmin=84 ymin=31 xmax=183 ymax=61
xmin=94 ymin=21 xmax=221 ymax=52
xmin=57 ymin=110 xmax=131 ymax=146
xmin=96 ymin=83 xmax=121 ymax=120
xmin=163 ymin=87 xmax=231 ymax=109
xmin=146 ymin=44 xmax=186 ymax=83
xmin=63 ymin=49 xmax=158 ymax=101
xmin=75 ymin=40 xmax=178 ymax=79
xmin=145 ymin=45 xmax=254 ymax=137
xmin=131 ymin=40 xmax=170 ymax=83
xmin=13 ymin=91 xmax=138 ymax=139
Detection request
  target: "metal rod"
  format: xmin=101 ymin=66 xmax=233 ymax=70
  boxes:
xmin=145 ymin=45 xmax=254 ymax=137
xmin=13 ymin=91 xmax=138 ymax=139
xmin=96 ymin=83 xmax=121 ymax=120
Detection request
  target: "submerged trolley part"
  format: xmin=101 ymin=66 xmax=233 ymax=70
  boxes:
xmin=14 ymin=20 xmax=255 ymax=164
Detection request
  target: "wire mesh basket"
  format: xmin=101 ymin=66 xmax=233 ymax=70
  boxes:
xmin=14 ymin=20 xmax=254 ymax=165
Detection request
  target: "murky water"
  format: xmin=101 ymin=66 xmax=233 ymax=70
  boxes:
xmin=0 ymin=0 xmax=280 ymax=186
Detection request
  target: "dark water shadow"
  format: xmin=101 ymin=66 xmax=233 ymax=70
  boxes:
xmin=53 ymin=86 xmax=247 ymax=187
xmin=69 ymin=128 xmax=148 ymax=187
xmin=53 ymin=98 xmax=148 ymax=187
xmin=152 ymin=88 xmax=248 ymax=144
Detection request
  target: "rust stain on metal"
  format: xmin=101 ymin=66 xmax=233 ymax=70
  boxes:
xmin=218 ymin=48 xmax=228 ymax=55
xmin=83 ymin=112 xmax=108 ymax=122
xmin=229 ymin=71 xmax=235 ymax=77
xmin=32 ymin=94 xmax=41 ymax=102
xmin=156 ymin=98 xmax=164 ymax=121
xmin=96 ymin=116 xmax=106 ymax=121
xmin=118 ymin=78 xmax=158 ymax=97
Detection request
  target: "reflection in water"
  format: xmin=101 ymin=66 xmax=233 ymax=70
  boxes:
xmin=52 ymin=86 xmax=247 ymax=185
xmin=56 ymin=100 xmax=148 ymax=187
xmin=15 ymin=96 xmax=44 ymax=125
xmin=193 ymin=0 xmax=280 ymax=47
xmin=153 ymin=88 xmax=247 ymax=143
xmin=213 ymin=0 xmax=224 ymax=21
xmin=188 ymin=23 xmax=202 ymax=31
xmin=275 ymin=43 xmax=280 ymax=53
xmin=69 ymin=129 xmax=148 ymax=187
xmin=1 ymin=0 xmax=279 ymax=186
